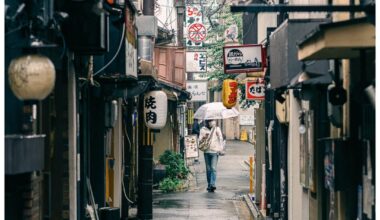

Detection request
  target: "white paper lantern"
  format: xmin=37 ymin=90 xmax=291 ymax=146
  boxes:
xmin=8 ymin=54 xmax=56 ymax=100
xmin=144 ymin=90 xmax=167 ymax=129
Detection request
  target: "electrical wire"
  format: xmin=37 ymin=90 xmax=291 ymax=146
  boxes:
xmin=122 ymin=127 xmax=135 ymax=204
xmin=51 ymin=17 xmax=67 ymax=59
xmin=163 ymin=2 xmax=174 ymax=28
xmin=242 ymin=13 xmax=257 ymax=40
xmin=93 ymin=24 xmax=125 ymax=76
xmin=5 ymin=23 xmax=27 ymax=36
xmin=121 ymin=110 xmax=136 ymax=205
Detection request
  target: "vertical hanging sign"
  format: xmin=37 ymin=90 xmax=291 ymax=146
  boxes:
xmin=185 ymin=5 xmax=206 ymax=47
xmin=186 ymin=51 xmax=207 ymax=72
xmin=125 ymin=4 xmax=137 ymax=78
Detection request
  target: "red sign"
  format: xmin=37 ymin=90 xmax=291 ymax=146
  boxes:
xmin=246 ymin=78 xmax=265 ymax=100
xmin=188 ymin=23 xmax=207 ymax=43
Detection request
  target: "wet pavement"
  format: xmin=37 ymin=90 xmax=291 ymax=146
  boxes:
xmin=152 ymin=140 xmax=255 ymax=220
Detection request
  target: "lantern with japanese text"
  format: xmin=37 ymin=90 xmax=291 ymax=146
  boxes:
xmin=144 ymin=90 xmax=168 ymax=129
xmin=222 ymin=79 xmax=238 ymax=109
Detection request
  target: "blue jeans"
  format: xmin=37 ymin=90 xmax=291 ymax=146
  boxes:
xmin=204 ymin=153 xmax=219 ymax=188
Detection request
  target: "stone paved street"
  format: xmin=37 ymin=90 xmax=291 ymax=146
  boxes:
xmin=152 ymin=140 xmax=255 ymax=219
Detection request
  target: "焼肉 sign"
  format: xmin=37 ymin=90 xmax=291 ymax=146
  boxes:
xmin=223 ymin=44 xmax=264 ymax=74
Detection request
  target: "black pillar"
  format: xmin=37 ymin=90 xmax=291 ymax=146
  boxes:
xmin=143 ymin=0 xmax=154 ymax=15
xmin=137 ymin=145 xmax=153 ymax=219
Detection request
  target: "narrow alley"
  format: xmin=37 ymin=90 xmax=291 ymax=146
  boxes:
xmin=4 ymin=0 xmax=375 ymax=219
xmin=132 ymin=141 xmax=255 ymax=219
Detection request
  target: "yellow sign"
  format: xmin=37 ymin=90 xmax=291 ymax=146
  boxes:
xmin=222 ymin=79 xmax=238 ymax=109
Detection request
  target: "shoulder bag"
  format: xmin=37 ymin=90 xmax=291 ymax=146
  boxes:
xmin=198 ymin=127 xmax=215 ymax=152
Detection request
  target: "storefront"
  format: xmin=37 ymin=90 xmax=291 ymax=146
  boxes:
xmin=298 ymin=17 xmax=375 ymax=220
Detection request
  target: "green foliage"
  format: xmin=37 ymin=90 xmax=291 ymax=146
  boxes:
xmin=238 ymin=83 xmax=258 ymax=109
xmin=158 ymin=150 xmax=190 ymax=192
xmin=159 ymin=150 xmax=182 ymax=165
xmin=158 ymin=177 xmax=182 ymax=193
xmin=203 ymin=5 xmax=254 ymax=109
xmin=206 ymin=5 xmax=243 ymax=86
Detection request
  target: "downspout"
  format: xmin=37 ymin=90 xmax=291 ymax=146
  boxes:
xmin=68 ymin=54 xmax=78 ymax=220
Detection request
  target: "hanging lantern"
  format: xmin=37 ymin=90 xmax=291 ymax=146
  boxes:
xmin=222 ymin=79 xmax=238 ymax=109
xmin=144 ymin=90 xmax=168 ymax=129
xmin=8 ymin=55 xmax=56 ymax=100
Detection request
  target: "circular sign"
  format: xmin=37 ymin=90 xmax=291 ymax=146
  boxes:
xmin=188 ymin=23 xmax=207 ymax=43
xmin=227 ymin=49 xmax=243 ymax=64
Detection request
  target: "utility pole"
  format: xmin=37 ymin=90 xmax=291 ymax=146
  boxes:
xmin=137 ymin=0 xmax=155 ymax=219
xmin=176 ymin=0 xmax=185 ymax=47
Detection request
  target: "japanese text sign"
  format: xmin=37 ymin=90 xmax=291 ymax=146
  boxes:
xmin=186 ymin=51 xmax=207 ymax=72
xmin=222 ymin=79 xmax=238 ymax=108
xmin=186 ymin=81 xmax=207 ymax=102
xmin=223 ymin=44 xmax=264 ymax=73
xmin=185 ymin=5 xmax=206 ymax=47
xmin=144 ymin=91 xmax=167 ymax=129
xmin=246 ymin=78 xmax=265 ymax=100
xmin=184 ymin=135 xmax=199 ymax=158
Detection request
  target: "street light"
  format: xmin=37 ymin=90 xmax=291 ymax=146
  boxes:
xmin=8 ymin=54 xmax=56 ymax=134
xmin=298 ymin=110 xmax=306 ymax=134
xmin=8 ymin=54 xmax=55 ymax=101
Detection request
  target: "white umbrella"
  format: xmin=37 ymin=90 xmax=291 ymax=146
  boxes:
xmin=193 ymin=102 xmax=239 ymax=120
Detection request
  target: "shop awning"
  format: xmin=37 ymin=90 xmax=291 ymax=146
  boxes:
xmin=159 ymin=81 xmax=191 ymax=101
xmin=289 ymin=71 xmax=333 ymax=87
xmin=298 ymin=18 xmax=375 ymax=61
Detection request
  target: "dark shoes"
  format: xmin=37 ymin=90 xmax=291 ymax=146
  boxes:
xmin=207 ymin=186 xmax=216 ymax=192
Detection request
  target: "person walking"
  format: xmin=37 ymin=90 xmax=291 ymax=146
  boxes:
xmin=192 ymin=119 xmax=201 ymax=137
xmin=199 ymin=119 xmax=224 ymax=192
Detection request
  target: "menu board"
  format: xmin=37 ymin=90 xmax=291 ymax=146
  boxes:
xmin=184 ymin=135 xmax=199 ymax=158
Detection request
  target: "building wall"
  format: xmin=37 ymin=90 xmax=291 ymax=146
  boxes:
xmin=287 ymin=90 xmax=309 ymax=220
xmin=254 ymin=107 xmax=265 ymax=204
xmin=333 ymin=0 xmax=350 ymax=22
xmin=224 ymin=118 xmax=239 ymax=140
xmin=156 ymin=0 xmax=178 ymax=45
xmin=333 ymin=1 xmax=356 ymax=220
xmin=257 ymin=13 xmax=277 ymax=43
xmin=238 ymin=106 xmax=256 ymax=142
xmin=288 ymin=0 xmax=328 ymax=19
xmin=112 ymin=99 xmax=123 ymax=209
xmin=152 ymin=102 xmax=177 ymax=160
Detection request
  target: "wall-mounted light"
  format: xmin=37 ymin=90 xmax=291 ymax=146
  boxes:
xmin=298 ymin=110 xmax=306 ymax=134
xmin=8 ymin=54 xmax=56 ymax=100
xmin=275 ymin=92 xmax=286 ymax=104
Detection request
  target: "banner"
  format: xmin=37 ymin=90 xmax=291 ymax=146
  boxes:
xmin=185 ymin=5 xmax=206 ymax=47
xmin=125 ymin=5 xmax=137 ymax=78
